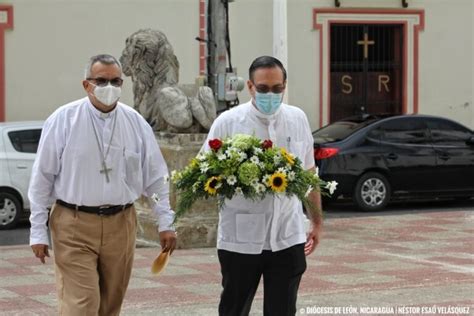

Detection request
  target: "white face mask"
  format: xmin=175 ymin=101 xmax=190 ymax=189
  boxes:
xmin=92 ymin=83 xmax=121 ymax=106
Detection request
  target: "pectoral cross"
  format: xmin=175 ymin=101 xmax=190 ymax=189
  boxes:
xmin=100 ymin=161 xmax=112 ymax=183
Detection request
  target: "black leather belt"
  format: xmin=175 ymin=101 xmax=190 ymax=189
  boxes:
xmin=56 ymin=199 xmax=133 ymax=216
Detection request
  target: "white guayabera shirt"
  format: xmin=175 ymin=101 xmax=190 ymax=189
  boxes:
xmin=202 ymin=101 xmax=315 ymax=254
xmin=29 ymin=97 xmax=174 ymax=246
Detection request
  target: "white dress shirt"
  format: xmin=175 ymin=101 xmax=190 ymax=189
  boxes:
xmin=29 ymin=97 xmax=174 ymax=246
xmin=202 ymin=101 xmax=315 ymax=254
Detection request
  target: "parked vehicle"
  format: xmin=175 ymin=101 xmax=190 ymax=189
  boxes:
xmin=0 ymin=121 xmax=43 ymax=229
xmin=313 ymin=114 xmax=474 ymax=211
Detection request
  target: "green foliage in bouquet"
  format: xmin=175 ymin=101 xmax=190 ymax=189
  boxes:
xmin=171 ymin=134 xmax=337 ymax=219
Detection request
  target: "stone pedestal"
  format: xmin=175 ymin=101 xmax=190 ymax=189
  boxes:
xmin=134 ymin=132 xmax=219 ymax=249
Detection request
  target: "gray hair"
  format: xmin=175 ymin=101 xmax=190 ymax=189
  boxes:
xmin=84 ymin=54 xmax=122 ymax=79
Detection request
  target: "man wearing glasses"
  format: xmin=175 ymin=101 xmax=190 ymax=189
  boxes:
xmin=29 ymin=54 xmax=177 ymax=316
xmin=202 ymin=56 xmax=323 ymax=315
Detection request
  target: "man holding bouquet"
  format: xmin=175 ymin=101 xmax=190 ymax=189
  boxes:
xmin=202 ymin=56 xmax=323 ymax=316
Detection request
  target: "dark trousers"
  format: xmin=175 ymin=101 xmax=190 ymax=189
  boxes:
xmin=218 ymin=243 xmax=306 ymax=316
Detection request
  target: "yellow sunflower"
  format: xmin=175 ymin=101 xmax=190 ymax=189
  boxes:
xmin=204 ymin=176 xmax=221 ymax=195
xmin=268 ymin=172 xmax=288 ymax=193
xmin=280 ymin=148 xmax=295 ymax=165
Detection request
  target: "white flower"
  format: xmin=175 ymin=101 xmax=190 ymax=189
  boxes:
xmin=305 ymin=186 xmax=314 ymax=198
xmin=262 ymin=174 xmax=271 ymax=186
xmin=225 ymin=147 xmax=238 ymax=156
xmin=197 ymin=153 xmax=206 ymax=161
xmin=250 ymin=156 xmax=260 ymax=164
xmin=250 ymin=178 xmax=259 ymax=186
xmin=277 ymin=167 xmax=288 ymax=175
xmin=238 ymin=152 xmax=248 ymax=162
xmin=217 ymin=153 xmax=227 ymax=161
xmin=273 ymin=155 xmax=281 ymax=164
xmin=226 ymin=175 xmax=237 ymax=186
xmin=253 ymin=147 xmax=263 ymax=155
xmin=325 ymin=181 xmax=338 ymax=194
xmin=171 ymin=170 xmax=179 ymax=181
xmin=235 ymin=187 xmax=243 ymax=195
xmin=288 ymin=171 xmax=296 ymax=181
xmin=200 ymin=162 xmax=210 ymax=173
xmin=254 ymin=183 xmax=266 ymax=194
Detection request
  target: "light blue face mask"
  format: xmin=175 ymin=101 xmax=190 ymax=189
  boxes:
xmin=255 ymin=92 xmax=283 ymax=115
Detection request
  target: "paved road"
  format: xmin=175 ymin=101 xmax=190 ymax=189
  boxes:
xmin=0 ymin=200 xmax=473 ymax=315
xmin=2 ymin=199 xmax=473 ymax=247
xmin=0 ymin=221 xmax=30 ymax=246
xmin=324 ymin=199 xmax=474 ymax=218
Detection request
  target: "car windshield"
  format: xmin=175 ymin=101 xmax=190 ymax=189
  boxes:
xmin=313 ymin=119 xmax=377 ymax=142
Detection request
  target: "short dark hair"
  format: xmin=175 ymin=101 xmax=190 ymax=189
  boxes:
xmin=84 ymin=54 xmax=122 ymax=79
xmin=249 ymin=56 xmax=287 ymax=82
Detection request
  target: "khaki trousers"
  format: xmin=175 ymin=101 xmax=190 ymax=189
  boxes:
xmin=50 ymin=203 xmax=137 ymax=316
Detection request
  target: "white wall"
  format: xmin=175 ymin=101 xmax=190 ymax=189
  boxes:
xmin=287 ymin=0 xmax=323 ymax=129
xmin=287 ymin=0 xmax=473 ymax=129
xmin=228 ymin=0 xmax=273 ymax=104
xmin=417 ymin=0 xmax=473 ymax=129
xmin=3 ymin=0 xmax=473 ymax=129
xmin=4 ymin=0 xmax=199 ymax=121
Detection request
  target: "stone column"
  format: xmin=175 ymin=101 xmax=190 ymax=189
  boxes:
xmin=134 ymin=132 xmax=219 ymax=249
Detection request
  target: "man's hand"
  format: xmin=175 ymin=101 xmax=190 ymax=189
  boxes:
xmin=304 ymin=222 xmax=322 ymax=256
xmin=159 ymin=230 xmax=177 ymax=255
xmin=304 ymin=169 xmax=323 ymax=256
xmin=31 ymin=244 xmax=49 ymax=264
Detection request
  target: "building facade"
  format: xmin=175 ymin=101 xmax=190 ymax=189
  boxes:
xmin=1 ymin=0 xmax=473 ymax=129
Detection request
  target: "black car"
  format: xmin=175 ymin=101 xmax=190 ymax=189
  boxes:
xmin=313 ymin=114 xmax=474 ymax=211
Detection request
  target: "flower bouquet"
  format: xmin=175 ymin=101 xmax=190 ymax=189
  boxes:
xmin=171 ymin=134 xmax=337 ymax=219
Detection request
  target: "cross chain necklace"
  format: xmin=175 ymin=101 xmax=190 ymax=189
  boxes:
xmin=88 ymin=108 xmax=118 ymax=183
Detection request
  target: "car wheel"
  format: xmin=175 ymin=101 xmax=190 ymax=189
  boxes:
xmin=0 ymin=192 xmax=22 ymax=230
xmin=354 ymin=172 xmax=391 ymax=211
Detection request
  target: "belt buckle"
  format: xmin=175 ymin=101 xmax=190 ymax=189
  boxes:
xmin=98 ymin=205 xmax=110 ymax=216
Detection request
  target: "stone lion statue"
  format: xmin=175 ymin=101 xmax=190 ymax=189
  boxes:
xmin=120 ymin=29 xmax=216 ymax=132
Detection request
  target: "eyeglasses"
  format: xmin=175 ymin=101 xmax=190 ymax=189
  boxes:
xmin=87 ymin=77 xmax=123 ymax=87
xmin=252 ymin=82 xmax=286 ymax=94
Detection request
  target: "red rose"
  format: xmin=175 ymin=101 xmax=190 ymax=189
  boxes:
xmin=262 ymin=139 xmax=273 ymax=150
xmin=209 ymin=138 xmax=223 ymax=151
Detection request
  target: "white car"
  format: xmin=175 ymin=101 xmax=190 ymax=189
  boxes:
xmin=0 ymin=121 xmax=43 ymax=229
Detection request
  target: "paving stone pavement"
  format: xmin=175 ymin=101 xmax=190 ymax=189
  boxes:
xmin=0 ymin=209 xmax=473 ymax=316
